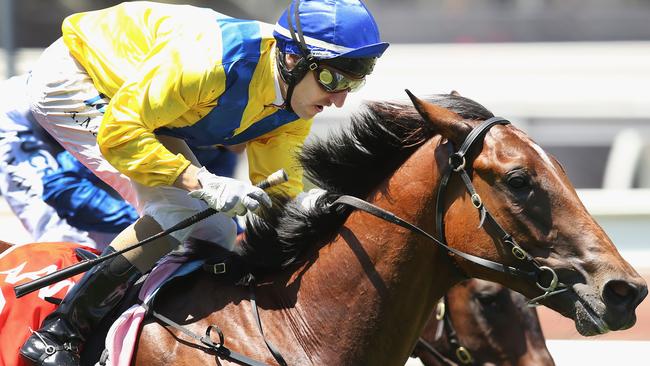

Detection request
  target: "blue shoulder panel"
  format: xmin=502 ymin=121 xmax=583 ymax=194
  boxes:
xmin=156 ymin=17 xmax=299 ymax=147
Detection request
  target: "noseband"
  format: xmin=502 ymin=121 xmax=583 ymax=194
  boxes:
xmin=334 ymin=117 xmax=569 ymax=306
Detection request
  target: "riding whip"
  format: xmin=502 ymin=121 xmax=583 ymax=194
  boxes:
xmin=14 ymin=169 xmax=288 ymax=298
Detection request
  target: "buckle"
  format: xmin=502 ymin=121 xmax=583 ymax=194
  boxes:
xmin=470 ymin=193 xmax=482 ymax=208
xmin=455 ymin=346 xmax=474 ymax=364
xmin=44 ymin=345 xmax=56 ymax=356
xmin=536 ymin=265 xmax=559 ymax=293
xmin=210 ymin=263 xmax=226 ymax=275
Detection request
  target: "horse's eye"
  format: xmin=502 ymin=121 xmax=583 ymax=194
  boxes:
xmin=476 ymin=292 xmax=505 ymax=312
xmin=476 ymin=293 xmax=499 ymax=308
xmin=507 ymin=172 xmax=529 ymax=189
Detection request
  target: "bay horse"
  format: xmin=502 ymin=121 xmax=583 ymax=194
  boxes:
xmin=413 ymin=279 xmax=554 ymax=366
xmin=129 ymin=92 xmax=645 ymax=365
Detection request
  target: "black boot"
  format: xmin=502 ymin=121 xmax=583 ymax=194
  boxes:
xmin=19 ymin=247 xmax=141 ymax=366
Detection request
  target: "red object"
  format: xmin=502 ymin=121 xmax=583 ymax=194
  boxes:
xmin=0 ymin=242 xmax=99 ymax=366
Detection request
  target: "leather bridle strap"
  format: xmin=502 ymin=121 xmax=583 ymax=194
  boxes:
xmin=333 ymin=195 xmax=538 ymax=282
xmin=436 ymin=116 xmax=511 ymax=241
xmin=249 ymin=279 xmax=289 ymax=366
xmin=416 ymin=336 xmax=457 ymax=366
xmin=334 ymin=116 xmax=569 ymax=302
xmin=436 ymin=117 xmax=566 ymax=300
xmin=415 ymin=296 xmax=474 ymax=365
xmin=440 ymin=296 xmax=474 ymax=365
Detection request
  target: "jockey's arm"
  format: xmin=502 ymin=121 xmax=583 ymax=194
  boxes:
xmin=96 ymin=43 xmax=225 ymax=188
xmin=173 ymin=164 xmax=201 ymax=191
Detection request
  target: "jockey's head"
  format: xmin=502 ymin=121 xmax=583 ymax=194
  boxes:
xmin=274 ymin=0 xmax=389 ymax=116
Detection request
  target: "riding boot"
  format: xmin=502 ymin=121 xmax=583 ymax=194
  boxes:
xmin=19 ymin=247 xmax=141 ymax=366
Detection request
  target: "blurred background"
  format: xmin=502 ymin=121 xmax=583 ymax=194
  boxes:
xmin=1 ymin=1 xmax=649 ymax=365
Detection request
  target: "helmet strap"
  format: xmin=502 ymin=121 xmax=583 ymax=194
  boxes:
xmin=278 ymin=0 xmax=318 ymax=113
xmin=277 ymin=51 xmax=317 ymax=113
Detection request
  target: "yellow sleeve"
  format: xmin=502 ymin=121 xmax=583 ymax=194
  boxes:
xmin=246 ymin=118 xmax=313 ymax=198
xmin=97 ymin=40 xmax=224 ymax=187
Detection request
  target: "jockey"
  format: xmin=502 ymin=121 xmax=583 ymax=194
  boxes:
xmin=19 ymin=1 xmax=388 ymax=365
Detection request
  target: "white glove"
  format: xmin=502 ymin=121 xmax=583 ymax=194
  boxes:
xmin=189 ymin=167 xmax=272 ymax=216
xmin=296 ymin=188 xmax=327 ymax=210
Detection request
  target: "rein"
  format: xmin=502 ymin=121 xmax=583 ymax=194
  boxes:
xmin=334 ymin=117 xmax=569 ymax=307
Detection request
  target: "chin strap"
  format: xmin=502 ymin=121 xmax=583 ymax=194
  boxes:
xmin=276 ymin=0 xmax=319 ymax=113
xmin=276 ymin=51 xmax=314 ymax=113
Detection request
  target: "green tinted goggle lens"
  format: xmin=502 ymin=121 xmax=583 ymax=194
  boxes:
xmin=316 ymin=67 xmax=366 ymax=93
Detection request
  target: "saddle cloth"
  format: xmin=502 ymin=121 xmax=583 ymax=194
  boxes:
xmin=0 ymin=242 xmax=100 ymax=366
xmin=0 ymin=242 xmax=204 ymax=366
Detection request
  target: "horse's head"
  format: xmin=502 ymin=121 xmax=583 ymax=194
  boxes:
xmin=408 ymin=91 xmax=647 ymax=336
xmin=416 ymin=279 xmax=554 ymax=366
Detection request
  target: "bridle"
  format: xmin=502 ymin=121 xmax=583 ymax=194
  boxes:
xmin=416 ymin=297 xmax=475 ymax=365
xmin=334 ymin=116 xmax=570 ymax=306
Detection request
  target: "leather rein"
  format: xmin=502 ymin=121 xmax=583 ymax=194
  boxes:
xmin=333 ymin=117 xmax=569 ymax=307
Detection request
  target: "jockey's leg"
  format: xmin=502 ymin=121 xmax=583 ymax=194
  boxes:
xmin=18 ymin=215 xmax=181 ymax=366
xmin=19 ymin=172 xmax=238 ymax=364
xmin=108 ymin=215 xmax=179 ymax=272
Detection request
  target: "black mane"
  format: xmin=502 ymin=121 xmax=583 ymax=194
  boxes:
xmin=241 ymin=94 xmax=494 ymax=272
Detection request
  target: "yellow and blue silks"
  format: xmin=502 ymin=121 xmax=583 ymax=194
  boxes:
xmin=61 ymin=2 xmax=311 ymax=197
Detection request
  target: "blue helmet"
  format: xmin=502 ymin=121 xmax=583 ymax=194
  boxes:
xmin=274 ymin=0 xmax=389 ymax=60
xmin=273 ymin=0 xmax=388 ymax=113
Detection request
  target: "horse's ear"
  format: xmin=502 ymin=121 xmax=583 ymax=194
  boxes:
xmin=405 ymin=89 xmax=469 ymax=146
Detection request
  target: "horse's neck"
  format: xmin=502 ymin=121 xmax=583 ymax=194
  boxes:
xmin=285 ymin=138 xmax=460 ymax=365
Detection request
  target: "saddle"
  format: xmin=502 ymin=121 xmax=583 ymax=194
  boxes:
xmin=81 ymin=239 xmax=257 ymax=365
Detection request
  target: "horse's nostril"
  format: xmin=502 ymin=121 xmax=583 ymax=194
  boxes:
xmin=603 ymin=280 xmax=640 ymax=308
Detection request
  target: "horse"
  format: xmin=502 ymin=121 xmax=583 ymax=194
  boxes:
xmin=0 ymin=244 xmax=549 ymax=366
xmin=106 ymin=92 xmax=647 ymax=365
xmin=0 ymin=244 xmax=551 ymax=366
xmin=413 ymin=279 xmax=554 ymax=366
xmin=131 ymin=92 xmax=647 ymax=365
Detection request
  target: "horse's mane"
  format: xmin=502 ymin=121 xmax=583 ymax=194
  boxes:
xmin=240 ymin=94 xmax=494 ymax=272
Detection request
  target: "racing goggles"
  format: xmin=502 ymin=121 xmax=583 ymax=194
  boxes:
xmin=315 ymin=65 xmax=366 ymax=93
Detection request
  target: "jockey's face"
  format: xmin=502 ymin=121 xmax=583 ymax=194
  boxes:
xmin=283 ymin=54 xmax=349 ymax=120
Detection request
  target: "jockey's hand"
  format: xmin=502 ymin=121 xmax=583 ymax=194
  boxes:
xmin=189 ymin=167 xmax=271 ymax=216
